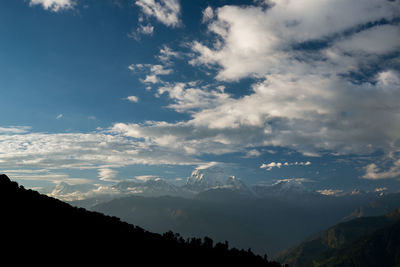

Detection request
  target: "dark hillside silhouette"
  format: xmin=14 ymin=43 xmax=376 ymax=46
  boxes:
xmin=0 ymin=174 xmax=281 ymax=266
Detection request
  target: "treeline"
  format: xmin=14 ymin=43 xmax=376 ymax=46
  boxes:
xmin=0 ymin=174 xmax=282 ymax=266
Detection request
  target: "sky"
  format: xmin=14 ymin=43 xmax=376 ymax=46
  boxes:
xmin=1 ymin=0 xmax=400 ymax=196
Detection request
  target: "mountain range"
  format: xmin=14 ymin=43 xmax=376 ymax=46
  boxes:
xmin=89 ymin=185 xmax=383 ymax=255
xmin=47 ymin=167 xmax=400 ymax=257
xmin=0 ymin=174 xmax=281 ymax=266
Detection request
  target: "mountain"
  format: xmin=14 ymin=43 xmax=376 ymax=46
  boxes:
xmin=92 ymin=186 xmax=375 ymax=256
xmin=0 ymin=174 xmax=281 ymax=266
xmin=278 ymin=207 xmax=400 ymax=267
xmin=344 ymin=192 xmax=400 ymax=220
xmin=183 ymin=166 xmax=252 ymax=195
xmin=113 ymin=177 xmax=193 ymax=198
xmin=253 ymin=179 xmax=309 ymax=196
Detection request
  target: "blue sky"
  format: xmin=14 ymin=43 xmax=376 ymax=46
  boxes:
xmin=1 ymin=0 xmax=400 ymax=195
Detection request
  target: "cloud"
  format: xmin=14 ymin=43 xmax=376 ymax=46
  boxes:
xmin=128 ymin=1 xmax=399 ymax=174
xmin=129 ymin=63 xmax=173 ymax=85
xmin=135 ymin=175 xmax=161 ymax=182
xmin=317 ymin=189 xmax=344 ymax=196
xmin=138 ymin=24 xmax=154 ymax=35
xmin=202 ymin=6 xmax=214 ymax=23
xmin=0 ymin=128 xmax=202 ymax=181
xmin=158 ymin=45 xmax=182 ymax=64
xmin=157 ymin=82 xmax=230 ymax=112
xmin=135 ymin=0 xmax=181 ymax=28
xmin=29 ymin=0 xmax=75 ymax=12
xmin=7 ymin=169 xmax=92 ymax=185
xmin=261 ymin=161 xmax=311 ymax=171
xmin=190 ymin=1 xmax=399 ymax=80
xmin=0 ymin=126 xmax=31 ymax=134
xmin=128 ymin=23 xmax=155 ymax=41
xmin=98 ymin=168 xmax=118 ymax=182
xmin=243 ymin=149 xmax=261 ymax=158
xmin=362 ymin=160 xmax=400 ymax=180
xmin=272 ymin=178 xmax=313 ymax=185
xmin=126 ymin=96 xmax=139 ymax=103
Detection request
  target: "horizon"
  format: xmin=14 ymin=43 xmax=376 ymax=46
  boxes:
xmin=1 ymin=0 xmax=400 ymax=199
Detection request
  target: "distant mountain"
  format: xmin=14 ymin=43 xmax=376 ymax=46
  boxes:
xmin=278 ymin=207 xmax=400 ymax=267
xmin=251 ymin=179 xmax=313 ymax=200
xmin=344 ymin=192 xmax=400 ymax=220
xmin=113 ymin=177 xmax=194 ymax=198
xmin=0 ymin=174 xmax=281 ymax=266
xmin=92 ymin=186 xmax=376 ymax=256
xmin=183 ymin=166 xmax=252 ymax=195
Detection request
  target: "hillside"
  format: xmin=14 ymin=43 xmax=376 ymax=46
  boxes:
xmin=278 ymin=207 xmax=400 ymax=267
xmin=0 ymin=174 xmax=281 ymax=266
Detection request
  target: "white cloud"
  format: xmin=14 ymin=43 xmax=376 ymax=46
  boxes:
xmin=150 ymin=64 xmax=173 ymax=75
xmin=135 ymin=175 xmax=160 ymax=182
xmin=261 ymin=161 xmax=311 ymax=171
xmin=244 ymin=149 xmax=261 ymax=158
xmin=375 ymin=187 xmax=388 ymax=193
xmin=334 ymin=25 xmax=400 ymax=55
xmin=261 ymin=162 xmax=282 ymax=170
xmin=317 ymin=189 xmax=344 ymax=196
xmin=129 ymin=63 xmax=173 ymax=84
xmin=158 ymin=45 xmax=181 ymax=63
xmin=363 ymin=160 xmax=400 ymax=180
xmin=138 ymin=24 xmax=154 ymax=35
xmin=135 ymin=0 xmax=181 ymax=28
xmin=190 ymin=1 xmax=399 ymax=81
xmin=29 ymin=0 xmax=75 ymax=12
xmin=157 ymin=82 xmax=230 ymax=112
xmin=98 ymin=168 xmax=118 ymax=182
xmin=0 ymin=129 xmax=201 ymax=178
xmin=126 ymin=96 xmax=139 ymax=103
xmin=202 ymin=6 xmax=214 ymax=23
xmin=0 ymin=126 xmax=31 ymax=134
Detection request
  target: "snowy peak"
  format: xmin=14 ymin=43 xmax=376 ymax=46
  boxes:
xmin=252 ymin=179 xmax=311 ymax=198
xmin=184 ymin=166 xmax=250 ymax=194
xmin=113 ymin=178 xmax=192 ymax=198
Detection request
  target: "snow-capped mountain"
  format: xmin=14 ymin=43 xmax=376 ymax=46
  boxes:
xmin=113 ymin=178 xmax=193 ymax=198
xmin=50 ymin=182 xmax=96 ymax=195
xmin=251 ymin=179 xmax=311 ymax=198
xmin=183 ymin=166 xmax=251 ymax=195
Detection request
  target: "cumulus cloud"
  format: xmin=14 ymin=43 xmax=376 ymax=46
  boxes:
xmin=363 ymin=160 xmax=400 ymax=180
xmin=260 ymin=161 xmax=311 ymax=171
xmin=129 ymin=63 xmax=173 ymax=85
xmin=113 ymin=1 xmax=400 ymax=180
xmin=158 ymin=45 xmax=182 ymax=64
xmin=157 ymin=82 xmax=231 ymax=112
xmin=317 ymin=189 xmax=344 ymax=196
xmin=29 ymin=0 xmax=75 ymax=12
xmin=202 ymin=6 xmax=214 ymax=23
xmin=135 ymin=0 xmax=181 ymax=28
xmin=126 ymin=96 xmax=139 ymax=103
